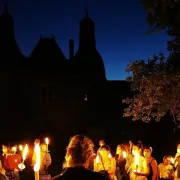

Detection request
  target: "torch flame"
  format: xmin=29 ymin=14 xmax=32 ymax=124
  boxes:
xmin=34 ymin=143 xmax=40 ymax=171
xmin=135 ymin=153 xmax=140 ymax=166
xmin=96 ymin=155 xmax=100 ymax=163
xmin=19 ymin=145 xmax=23 ymax=151
xmin=171 ymin=157 xmax=174 ymax=164
xmin=22 ymin=144 xmax=28 ymax=161
xmin=122 ymin=151 xmax=126 ymax=158
xmin=45 ymin=137 xmax=49 ymax=145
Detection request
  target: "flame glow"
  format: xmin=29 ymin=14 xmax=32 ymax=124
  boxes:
xmin=45 ymin=137 xmax=49 ymax=145
xmin=122 ymin=151 xmax=126 ymax=158
xmin=96 ymin=155 xmax=100 ymax=163
xmin=34 ymin=143 xmax=40 ymax=171
xmin=22 ymin=144 xmax=28 ymax=161
xmin=135 ymin=153 xmax=140 ymax=166
xmin=108 ymin=153 xmax=112 ymax=158
xmin=171 ymin=157 xmax=174 ymax=164
xmin=19 ymin=145 xmax=23 ymax=151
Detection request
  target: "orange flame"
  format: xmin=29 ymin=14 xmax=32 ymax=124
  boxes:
xmin=45 ymin=137 xmax=49 ymax=145
xmin=135 ymin=153 xmax=139 ymax=166
xmin=171 ymin=157 xmax=174 ymax=164
xmin=122 ymin=151 xmax=126 ymax=158
xmin=22 ymin=144 xmax=28 ymax=161
xmin=19 ymin=145 xmax=23 ymax=151
xmin=34 ymin=143 xmax=40 ymax=172
xmin=108 ymin=153 xmax=112 ymax=158
xmin=96 ymin=155 xmax=100 ymax=163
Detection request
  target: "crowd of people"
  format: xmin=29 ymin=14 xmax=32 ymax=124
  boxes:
xmin=0 ymin=135 xmax=179 ymax=180
xmin=53 ymin=136 xmax=180 ymax=180
xmin=0 ymin=140 xmax=51 ymax=180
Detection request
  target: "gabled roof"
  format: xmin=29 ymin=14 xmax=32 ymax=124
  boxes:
xmin=29 ymin=37 xmax=66 ymax=62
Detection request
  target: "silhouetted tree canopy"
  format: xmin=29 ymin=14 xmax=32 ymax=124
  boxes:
xmin=140 ymin=0 xmax=180 ymax=54
xmin=123 ymin=0 xmax=180 ymax=128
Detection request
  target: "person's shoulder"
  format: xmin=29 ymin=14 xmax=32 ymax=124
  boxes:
xmin=62 ymin=167 xmax=109 ymax=180
xmin=168 ymin=164 xmax=173 ymax=169
xmin=89 ymin=170 xmax=109 ymax=180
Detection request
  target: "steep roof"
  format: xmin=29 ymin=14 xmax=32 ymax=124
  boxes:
xmin=29 ymin=37 xmax=66 ymax=62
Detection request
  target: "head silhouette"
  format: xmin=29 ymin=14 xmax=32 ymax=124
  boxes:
xmin=64 ymin=135 xmax=94 ymax=168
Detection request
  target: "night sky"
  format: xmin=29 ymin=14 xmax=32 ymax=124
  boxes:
xmin=0 ymin=0 xmax=170 ymax=80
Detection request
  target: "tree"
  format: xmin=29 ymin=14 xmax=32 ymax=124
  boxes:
xmin=123 ymin=53 xmax=180 ymax=127
xmin=123 ymin=0 xmax=180 ymax=128
xmin=140 ymin=0 xmax=180 ymax=54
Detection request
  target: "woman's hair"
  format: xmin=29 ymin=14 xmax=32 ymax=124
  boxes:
xmin=132 ymin=142 xmax=143 ymax=150
xmin=65 ymin=135 xmax=94 ymax=167
xmin=117 ymin=144 xmax=127 ymax=151
xmin=163 ymin=155 xmax=171 ymax=161
xmin=122 ymin=143 xmax=130 ymax=153
xmin=99 ymin=144 xmax=110 ymax=152
xmin=144 ymin=146 xmax=153 ymax=153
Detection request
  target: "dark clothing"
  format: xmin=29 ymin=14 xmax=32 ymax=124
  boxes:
xmin=147 ymin=158 xmax=154 ymax=180
xmin=56 ymin=166 xmax=110 ymax=180
xmin=147 ymin=158 xmax=157 ymax=180
xmin=115 ymin=155 xmax=129 ymax=180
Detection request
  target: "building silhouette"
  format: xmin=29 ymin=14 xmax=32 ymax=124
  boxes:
xmin=0 ymin=5 xmax=145 ymax=142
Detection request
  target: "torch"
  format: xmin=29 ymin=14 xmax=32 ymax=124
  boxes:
xmin=135 ymin=152 xmax=139 ymax=172
xmin=18 ymin=144 xmax=28 ymax=170
xmin=122 ymin=151 xmax=126 ymax=159
xmin=45 ymin=137 xmax=49 ymax=152
xmin=34 ymin=143 xmax=40 ymax=180
xmin=171 ymin=157 xmax=175 ymax=164
xmin=96 ymin=155 xmax=100 ymax=163
xmin=19 ymin=145 xmax=23 ymax=151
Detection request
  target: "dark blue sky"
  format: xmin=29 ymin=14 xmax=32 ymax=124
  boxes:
xmin=0 ymin=0 xmax=170 ymax=80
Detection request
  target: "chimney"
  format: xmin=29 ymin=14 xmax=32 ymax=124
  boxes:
xmin=69 ymin=39 xmax=74 ymax=59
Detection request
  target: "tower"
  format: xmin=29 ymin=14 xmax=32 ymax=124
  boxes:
xmin=73 ymin=9 xmax=106 ymax=81
xmin=0 ymin=4 xmax=22 ymax=60
xmin=79 ymin=8 xmax=96 ymax=50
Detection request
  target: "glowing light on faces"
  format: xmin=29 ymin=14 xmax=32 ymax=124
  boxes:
xmin=116 ymin=146 xmax=121 ymax=155
xmin=164 ymin=158 xmax=171 ymax=165
xmin=132 ymin=146 xmax=139 ymax=156
xmin=2 ymin=146 xmax=7 ymax=153
xmin=11 ymin=146 xmax=17 ymax=154
xmin=41 ymin=144 xmax=47 ymax=152
xmin=143 ymin=149 xmax=151 ymax=157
